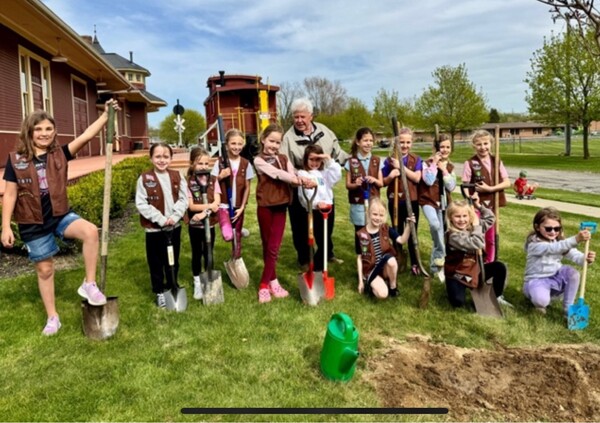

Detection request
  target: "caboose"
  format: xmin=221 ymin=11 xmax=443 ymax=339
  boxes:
xmin=202 ymin=71 xmax=279 ymax=160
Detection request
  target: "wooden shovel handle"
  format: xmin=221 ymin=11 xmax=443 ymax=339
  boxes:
xmin=99 ymin=106 xmax=115 ymax=292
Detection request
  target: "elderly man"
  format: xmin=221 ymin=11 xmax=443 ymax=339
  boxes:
xmin=281 ymin=98 xmax=349 ymax=269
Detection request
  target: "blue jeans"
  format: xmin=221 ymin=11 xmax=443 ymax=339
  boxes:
xmin=24 ymin=212 xmax=80 ymax=262
xmin=422 ymin=205 xmax=445 ymax=272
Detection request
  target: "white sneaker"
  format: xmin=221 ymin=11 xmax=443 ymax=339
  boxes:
xmin=241 ymin=228 xmax=250 ymax=238
xmin=193 ymin=279 xmax=203 ymax=300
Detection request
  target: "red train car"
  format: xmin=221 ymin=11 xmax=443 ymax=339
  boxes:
xmin=203 ymin=71 xmax=279 ymax=160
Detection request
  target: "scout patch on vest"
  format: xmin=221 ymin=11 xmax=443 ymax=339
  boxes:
xmin=144 ymin=179 xmax=157 ymax=189
xmin=471 ymin=160 xmax=484 ymax=183
xmin=359 ymin=233 xmax=371 ymax=255
xmin=351 ymin=158 xmax=360 ymax=176
xmin=265 ymin=156 xmax=278 ymax=166
xmin=14 ymin=160 xmax=29 ymax=171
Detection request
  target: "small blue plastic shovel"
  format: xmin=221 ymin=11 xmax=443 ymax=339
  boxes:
xmin=567 ymin=221 xmax=597 ymax=330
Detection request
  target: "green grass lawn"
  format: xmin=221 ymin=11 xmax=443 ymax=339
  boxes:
xmin=0 ymin=179 xmax=598 ymax=422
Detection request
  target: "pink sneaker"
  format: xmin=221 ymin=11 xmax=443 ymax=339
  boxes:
xmin=269 ymin=279 xmax=289 ymax=298
xmin=78 ymin=281 xmax=107 ymax=306
xmin=258 ymin=288 xmax=271 ymax=303
xmin=42 ymin=316 xmax=61 ymax=336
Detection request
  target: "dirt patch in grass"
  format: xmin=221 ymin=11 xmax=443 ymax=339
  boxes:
xmin=364 ymin=335 xmax=600 ymax=421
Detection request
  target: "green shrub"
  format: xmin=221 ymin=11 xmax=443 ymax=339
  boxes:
xmin=68 ymin=156 xmax=150 ymax=225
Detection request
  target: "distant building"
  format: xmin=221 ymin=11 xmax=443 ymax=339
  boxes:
xmin=0 ymin=0 xmax=166 ymax=166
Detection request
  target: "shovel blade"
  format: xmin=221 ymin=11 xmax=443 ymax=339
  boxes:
xmin=471 ymin=283 xmax=503 ymax=318
xmin=568 ymin=299 xmax=589 ymax=330
xmin=324 ymin=273 xmax=335 ymax=300
xmin=224 ymin=258 xmax=250 ymax=289
xmin=164 ymin=287 xmax=188 ymax=312
xmin=81 ymin=297 xmax=119 ymax=340
xmin=297 ymin=272 xmax=324 ymax=306
xmin=201 ymin=271 xmax=224 ymax=305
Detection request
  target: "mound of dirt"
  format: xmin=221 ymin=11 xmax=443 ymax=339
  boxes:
xmin=364 ymin=335 xmax=600 ymax=421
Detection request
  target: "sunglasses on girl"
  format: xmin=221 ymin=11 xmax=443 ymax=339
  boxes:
xmin=543 ymin=226 xmax=562 ymax=233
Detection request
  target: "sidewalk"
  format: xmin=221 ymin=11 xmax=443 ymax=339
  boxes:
xmin=1 ymin=153 xmax=599 ymax=218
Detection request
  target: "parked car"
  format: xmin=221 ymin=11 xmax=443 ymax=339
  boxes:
xmin=378 ymin=138 xmax=391 ymax=148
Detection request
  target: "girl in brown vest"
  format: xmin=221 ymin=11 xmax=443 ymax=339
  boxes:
xmin=135 ymin=143 xmax=189 ymax=308
xmin=382 ymin=127 xmax=423 ymax=275
xmin=357 ymin=198 xmax=412 ymax=299
xmin=1 ymin=100 xmax=119 ymax=335
xmin=254 ymin=124 xmax=310 ymax=303
xmin=212 ymin=129 xmax=254 ymax=254
xmin=188 ymin=147 xmax=221 ymax=300
xmin=344 ymin=127 xmax=383 ymax=254
xmin=444 ymin=196 xmax=507 ymax=308
xmin=461 ymin=130 xmax=511 ymax=263
xmin=419 ymin=134 xmax=456 ymax=283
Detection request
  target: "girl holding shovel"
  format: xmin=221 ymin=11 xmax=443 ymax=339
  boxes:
xmin=188 ymin=147 xmax=221 ymax=300
xmin=298 ymin=144 xmax=342 ymax=272
xmin=382 ymin=127 xmax=423 ymax=275
xmin=523 ymin=207 xmax=595 ymax=316
xmin=135 ymin=143 xmax=189 ymax=308
xmin=461 ymin=130 xmax=510 ymax=264
xmin=345 ymin=127 xmax=384 ymax=256
xmin=211 ymin=128 xmax=254 ymax=253
xmin=1 ymin=99 xmax=119 ymax=335
xmin=254 ymin=124 xmax=312 ymax=303
xmin=444 ymin=194 xmax=508 ymax=309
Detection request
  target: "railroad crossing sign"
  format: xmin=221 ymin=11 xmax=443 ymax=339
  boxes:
xmin=174 ymin=115 xmax=186 ymax=133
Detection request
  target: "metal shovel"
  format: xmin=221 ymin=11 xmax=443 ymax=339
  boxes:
xmin=460 ymin=184 xmax=502 ymax=318
xmin=198 ymin=179 xmax=224 ymax=305
xmin=223 ymin=216 xmax=250 ymax=289
xmin=319 ymin=205 xmax=335 ymax=300
xmin=568 ymin=221 xmax=597 ymax=330
xmin=82 ymin=105 xmax=119 ymax=340
xmin=297 ymin=187 xmax=324 ymax=306
xmin=162 ymin=226 xmax=187 ymax=312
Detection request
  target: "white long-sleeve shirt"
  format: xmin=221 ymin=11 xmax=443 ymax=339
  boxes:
xmin=297 ymin=160 xmax=342 ymax=211
xmin=135 ymin=170 xmax=189 ymax=232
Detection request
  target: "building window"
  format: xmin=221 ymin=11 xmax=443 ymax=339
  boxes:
xmin=136 ymin=73 xmax=141 ymax=82
xmin=533 ymin=128 xmax=542 ymax=135
xmin=510 ymin=128 xmax=521 ymax=135
xmin=18 ymin=47 xmax=52 ymax=117
xmin=128 ymin=73 xmax=133 ymax=81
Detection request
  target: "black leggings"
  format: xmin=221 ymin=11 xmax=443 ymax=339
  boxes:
xmin=189 ymin=225 xmax=215 ymax=276
xmin=446 ymin=261 xmax=506 ymax=308
xmin=145 ymin=226 xmax=181 ymax=294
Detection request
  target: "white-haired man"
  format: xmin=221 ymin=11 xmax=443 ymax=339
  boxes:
xmin=281 ymin=98 xmax=348 ymax=269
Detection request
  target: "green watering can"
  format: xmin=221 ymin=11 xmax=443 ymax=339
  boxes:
xmin=320 ymin=313 xmax=359 ymax=382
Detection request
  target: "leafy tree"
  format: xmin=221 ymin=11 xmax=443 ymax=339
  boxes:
xmin=414 ymin=64 xmax=488 ymax=147
xmin=372 ymin=88 xmax=415 ymax=136
xmin=319 ymin=98 xmax=374 ymax=140
xmin=525 ymin=30 xmax=600 ymax=159
xmin=158 ymin=109 xmax=206 ymax=147
xmin=489 ymin=108 xmax=501 ymax=123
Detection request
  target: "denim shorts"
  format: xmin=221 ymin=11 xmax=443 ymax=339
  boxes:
xmin=24 ymin=212 xmax=81 ymax=262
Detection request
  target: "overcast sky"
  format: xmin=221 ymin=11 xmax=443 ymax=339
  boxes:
xmin=43 ymin=0 xmax=561 ymax=128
